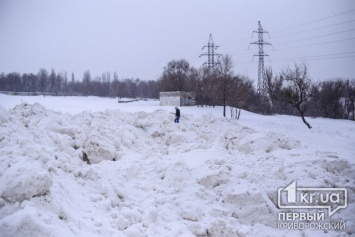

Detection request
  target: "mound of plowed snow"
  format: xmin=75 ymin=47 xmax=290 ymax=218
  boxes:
xmin=0 ymin=99 xmax=354 ymax=237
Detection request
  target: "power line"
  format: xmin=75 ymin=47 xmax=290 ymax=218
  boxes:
xmin=271 ymin=20 xmax=355 ymax=39
xmin=270 ymin=55 xmax=355 ymax=63
xmin=213 ymin=10 xmax=355 ymax=77
xmin=218 ymin=37 xmax=355 ymax=58
xmin=221 ymin=41 xmax=251 ymax=47
xmin=272 ymin=9 xmax=355 ymax=34
xmin=219 ymin=49 xmax=250 ymax=55
xmin=234 ymin=52 xmax=355 ymax=64
xmin=234 ymin=56 xmax=355 ymax=64
xmin=270 ymin=51 xmax=355 ymax=61
xmin=221 ymin=20 xmax=355 ymax=48
xmin=274 ymin=28 xmax=355 ymax=46
xmin=217 ymin=12 xmax=355 ymax=47
xmin=275 ymin=37 xmax=355 ymax=51
xmin=219 ymin=37 xmax=252 ymax=46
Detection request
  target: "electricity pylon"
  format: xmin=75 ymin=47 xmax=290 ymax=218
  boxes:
xmin=250 ymin=21 xmax=272 ymax=94
xmin=200 ymin=33 xmax=222 ymax=69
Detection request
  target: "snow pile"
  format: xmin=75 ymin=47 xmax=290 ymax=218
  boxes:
xmin=0 ymin=104 xmax=9 ymax=124
xmin=0 ymin=98 xmax=354 ymax=237
xmin=0 ymin=162 xmax=52 ymax=203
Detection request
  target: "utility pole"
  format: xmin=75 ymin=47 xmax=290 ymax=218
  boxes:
xmin=200 ymin=33 xmax=222 ymax=69
xmin=250 ymin=21 xmax=272 ymax=94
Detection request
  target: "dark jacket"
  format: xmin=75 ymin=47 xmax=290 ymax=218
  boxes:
xmin=175 ymin=108 xmax=180 ymax=116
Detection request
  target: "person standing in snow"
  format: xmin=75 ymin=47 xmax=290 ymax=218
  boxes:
xmin=174 ymin=107 xmax=180 ymax=123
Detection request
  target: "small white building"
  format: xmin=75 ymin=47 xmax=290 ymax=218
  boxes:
xmin=159 ymin=91 xmax=195 ymax=106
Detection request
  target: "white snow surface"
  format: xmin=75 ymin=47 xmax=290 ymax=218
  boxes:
xmin=0 ymin=94 xmax=354 ymax=237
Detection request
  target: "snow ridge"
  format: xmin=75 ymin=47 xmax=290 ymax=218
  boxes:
xmin=0 ymin=103 xmax=354 ymax=237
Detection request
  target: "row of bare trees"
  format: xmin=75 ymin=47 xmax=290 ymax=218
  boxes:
xmin=265 ymin=63 xmax=355 ymax=128
xmin=158 ymin=57 xmax=355 ymax=127
xmin=1 ymin=58 xmax=354 ymax=126
xmin=158 ymin=56 xmax=259 ymax=117
xmin=0 ymin=69 xmax=159 ymax=99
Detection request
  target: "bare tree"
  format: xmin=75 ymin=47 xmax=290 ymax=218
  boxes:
xmin=196 ymin=66 xmax=218 ymax=107
xmin=49 ymin=69 xmax=56 ymax=93
xmin=317 ymin=80 xmax=345 ymax=119
xmin=82 ymin=70 xmax=92 ymax=96
xmin=159 ymin=59 xmax=190 ymax=92
xmin=216 ymin=55 xmax=233 ymax=117
xmin=37 ymin=69 xmax=48 ymax=96
xmin=266 ymin=63 xmax=315 ymax=129
xmin=228 ymin=75 xmax=253 ymax=119
xmin=344 ymin=79 xmax=355 ymax=120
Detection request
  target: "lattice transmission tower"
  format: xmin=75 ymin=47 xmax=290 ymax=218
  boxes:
xmin=250 ymin=21 xmax=272 ymax=94
xmin=199 ymin=34 xmax=222 ymax=69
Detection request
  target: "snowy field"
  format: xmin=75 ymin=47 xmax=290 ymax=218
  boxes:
xmin=0 ymin=93 xmax=354 ymax=237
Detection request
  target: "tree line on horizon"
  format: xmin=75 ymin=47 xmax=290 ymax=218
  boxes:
xmin=1 ymin=57 xmax=354 ymax=123
xmin=0 ymin=69 xmax=159 ymax=99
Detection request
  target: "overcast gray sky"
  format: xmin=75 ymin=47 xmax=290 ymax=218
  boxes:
xmin=0 ymin=0 xmax=354 ymax=83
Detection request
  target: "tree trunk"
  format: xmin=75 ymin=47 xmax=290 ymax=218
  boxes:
xmin=296 ymin=106 xmax=312 ymax=129
xmin=223 ymin=92 xmax=226 ymax=117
